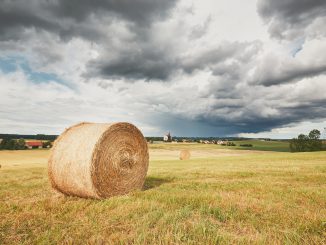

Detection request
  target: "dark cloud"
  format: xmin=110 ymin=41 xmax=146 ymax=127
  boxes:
xmin=0 ymin=0 xmax=178 ymax=40
xmin=0 ymin=0 xmax=181 ymax=81
xmin=89 ymin=41 xmax=261 ymax=81
xmin=53 ymin=0 xmax=177 ymax=25
xmin=255 ymin=65 xmax=326 ymax=86
xmin=0 ymin=9 xmax=56 ymax=41
xmin=0 ymin=0 xmax=261 ymax=82
xmin=251 ymin=57 xmax=326 ymax=86
xmin=257 ymin=0 xmax=326 ymax=39
xmin=88 ymin=44 xmax=178 ymax=81
xmin=1 ymin=0 xmax=261 ymax=82
xmin=174 ymin=81 xmax=326 ymax=135
xmin=154 ymin=95 xmax=326 ymax=136
xmin=182 ymin=41 xmax=261 ymax=74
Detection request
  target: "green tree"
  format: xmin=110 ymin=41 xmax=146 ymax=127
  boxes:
xmin=0 ymin=139 xmax=5 ymax=150
xmin=298 ymin=134 xmax=309 ymax=151
xmin=0 ymin=138 xmax=27 ymax=150
xmin=308 ymin=129 xmax=322 ymax=151
xmin=290 ymin=129 xmax=322 ymax=152
xmin=308 ymin=129 xmax=321 ymax=139
xmin=42 ymin=141 xmax=52 ymax=148
xmin=1 ymin=139 xmax=16 ymax=150
xmin=16 ymin=138 xmax=26 ymax=150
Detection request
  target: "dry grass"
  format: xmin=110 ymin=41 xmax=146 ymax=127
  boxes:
xmin=0 ymin=143 xmax=325 ymax=244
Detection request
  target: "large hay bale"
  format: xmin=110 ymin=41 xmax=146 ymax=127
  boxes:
xmin=179 ymin=149 xmax=191 ymax=160
xmin=48 ymin=122 xmax=149 ymax=199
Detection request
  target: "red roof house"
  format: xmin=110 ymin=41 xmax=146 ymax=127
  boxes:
xmin=25 ymin=141 xmax=43 ymax=149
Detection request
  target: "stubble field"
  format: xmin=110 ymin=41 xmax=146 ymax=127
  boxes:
xmin=0 ymin=142 xmax=325 ymax=244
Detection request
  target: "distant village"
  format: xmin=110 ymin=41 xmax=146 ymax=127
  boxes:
xmin=158 ymin=132 xmax=253 ymax=146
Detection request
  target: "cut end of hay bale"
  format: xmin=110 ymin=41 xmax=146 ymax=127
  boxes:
xmin=179 ymin=149 xmax=191 ymax=160
xmin=48 ymin=122 xmax=149 ymax=199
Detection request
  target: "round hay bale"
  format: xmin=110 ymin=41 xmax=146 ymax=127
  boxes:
xmin=179 ymin=149 xmax=191 ymax=160
xmin=48 ymin=122 xmax=149 ymax=199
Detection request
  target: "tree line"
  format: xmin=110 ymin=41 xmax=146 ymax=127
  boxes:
xmin=0 ymin=134 xmax=57 ymax=141
xmin=290 ymin=129 xmax=323 ymax=152
xmin=0 ymin=139 xmax=52 ymax=150
xmin=0 ymin=138 xmax=26 ymax=150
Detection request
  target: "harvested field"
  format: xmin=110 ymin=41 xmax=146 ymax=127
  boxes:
xmin=0 ymin=142 xmax=325 ymax=244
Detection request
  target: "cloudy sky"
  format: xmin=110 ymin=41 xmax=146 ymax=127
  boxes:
xmin=0 ymin=0 xmax=326 ymax=138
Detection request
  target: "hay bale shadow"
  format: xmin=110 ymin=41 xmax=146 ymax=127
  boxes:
xmin=143 ymin=176 xmax=172 ymax=190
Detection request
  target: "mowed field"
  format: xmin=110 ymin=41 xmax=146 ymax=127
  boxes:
xmin=0 ymin=142 xmax=325 ymax=244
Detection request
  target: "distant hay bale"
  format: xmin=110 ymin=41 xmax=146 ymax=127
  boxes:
xmin=179 ymin=149 xmax=191 ymax=160
xmin=48 ymin=122 xmax=149 ymax=199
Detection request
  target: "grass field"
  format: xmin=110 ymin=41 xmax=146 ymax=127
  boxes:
xmin=232 ymin=140 xmax=290 ymax=152
xmin=0 ymin=142 xmax=325 ymax=244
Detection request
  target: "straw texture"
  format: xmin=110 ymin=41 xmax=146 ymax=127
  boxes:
xmin=48 ymin=122 xmax=149 ymax=199
xmin=179 ymin=149 xmax=191 ymax=160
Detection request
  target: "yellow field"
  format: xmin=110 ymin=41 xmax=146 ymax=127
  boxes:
xmin=0 ymin=144 xmax=325 ymax=244
xmin=0 ymin=149 xmax=49 ymax=168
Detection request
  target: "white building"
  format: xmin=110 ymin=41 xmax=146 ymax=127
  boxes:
xmin=163 ymin=132 xmax=172 ymax=142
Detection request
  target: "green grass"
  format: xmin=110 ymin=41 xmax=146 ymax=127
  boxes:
xmin=0 ymin=145 xmax=325 ymax=244
xmin=232 ymin=140 xmax=290 ymax=152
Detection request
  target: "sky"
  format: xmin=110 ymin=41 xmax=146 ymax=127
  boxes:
xmin=0 ymin=0 xmax=326 ymax=138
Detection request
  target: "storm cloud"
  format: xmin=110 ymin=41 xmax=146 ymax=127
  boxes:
xmin=257 ymin=0 xmax=326 ymax=39
xmin=0 ymin=0 xmax=178 ymax=39
xmin=0 ymin=0 xmax=326 ymax=137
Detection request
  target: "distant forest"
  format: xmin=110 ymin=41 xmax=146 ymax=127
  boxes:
xmin=0 ymin=134 xmax=58 ymax=141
